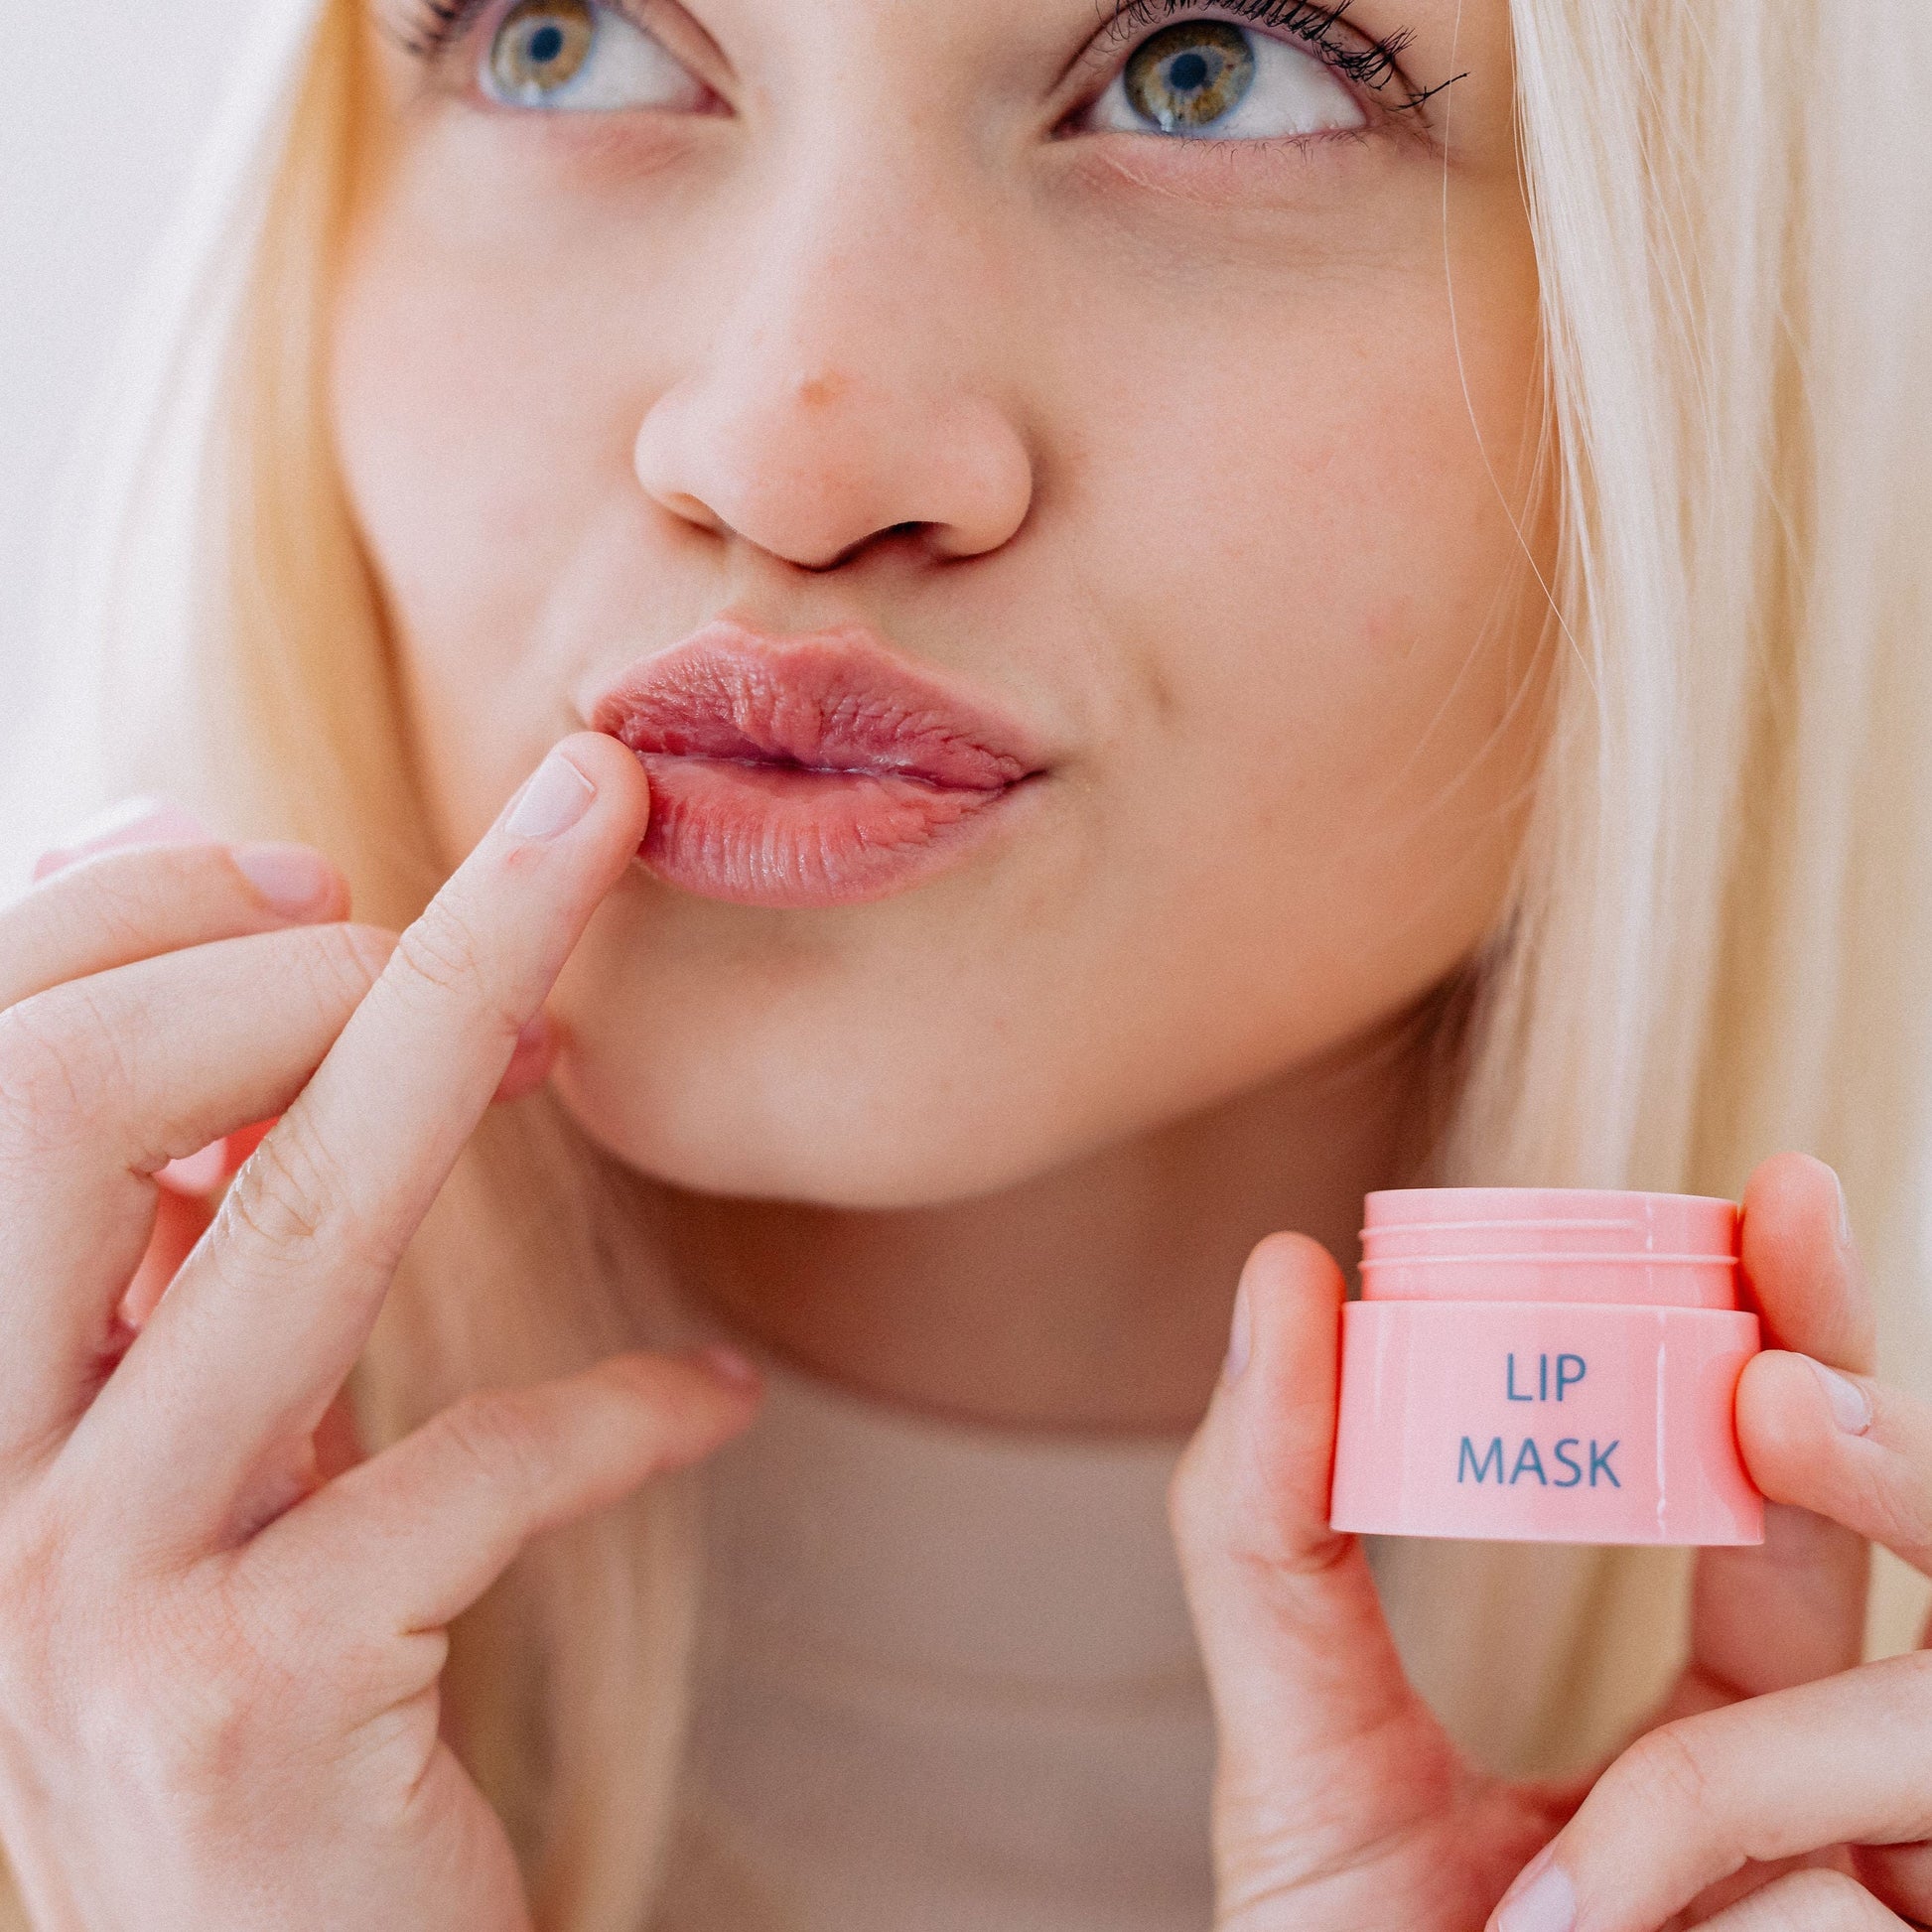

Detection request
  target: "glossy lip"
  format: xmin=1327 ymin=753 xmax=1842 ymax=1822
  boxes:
xmin=585 ymin=619 xmax=1048 ymax=907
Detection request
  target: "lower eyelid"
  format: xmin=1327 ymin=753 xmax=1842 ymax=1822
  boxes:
xmin=1051 ymin=121 xmax=1393 ymax=217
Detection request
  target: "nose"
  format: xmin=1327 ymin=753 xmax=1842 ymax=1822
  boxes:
xmin=633 ymin=183 xmax=1034 ymax=571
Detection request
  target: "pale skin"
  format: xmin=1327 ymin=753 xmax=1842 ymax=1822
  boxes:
xmin=0 ymin=0 xmax=1926 ymax=1926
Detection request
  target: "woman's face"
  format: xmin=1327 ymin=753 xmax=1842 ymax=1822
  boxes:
xmin=332 ymin=0 xmax=1546 ymax=1208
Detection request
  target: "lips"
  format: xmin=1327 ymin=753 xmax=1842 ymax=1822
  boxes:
xmin=586 ymin=620 xmax=1043 ymax=907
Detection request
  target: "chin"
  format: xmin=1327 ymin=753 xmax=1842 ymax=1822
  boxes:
xmin=547 ymin=1046 xmax=1069 ymax=1210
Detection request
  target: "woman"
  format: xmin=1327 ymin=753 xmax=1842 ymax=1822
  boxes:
xmin=0 ymin=0 xmax=1929 ymax=1925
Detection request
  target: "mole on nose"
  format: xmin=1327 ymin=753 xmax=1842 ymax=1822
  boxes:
xmin=795 ymin=369 xmax=851 ymax=408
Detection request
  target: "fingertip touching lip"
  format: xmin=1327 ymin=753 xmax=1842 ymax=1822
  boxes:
xmin=581 ymin=619 xmax=1050 ymax=907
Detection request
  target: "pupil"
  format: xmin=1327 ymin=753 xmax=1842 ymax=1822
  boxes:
xmin=1168 ymin=51 xmax=1210 ymax=92
xmin=528 ymin=22 xmax=566 ymax=63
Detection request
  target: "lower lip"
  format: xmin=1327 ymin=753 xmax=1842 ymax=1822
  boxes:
xmin=632 ymin=753 xmax=1029 ymax=907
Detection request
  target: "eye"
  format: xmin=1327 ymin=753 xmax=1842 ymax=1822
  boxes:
xmin=1084 ymin=18 xmax=1366 ymax=141
xmin=481 ymin=0 xmax=708 ymax=112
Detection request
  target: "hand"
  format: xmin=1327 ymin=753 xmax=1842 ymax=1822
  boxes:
xmin=1483 ymin=1154 xmax=1932 ymax=1932
xmin=0 ymin=737 xmax=761 ymax=1931
xmin=1169 ymin=1153 xmax=1932 ymax=1931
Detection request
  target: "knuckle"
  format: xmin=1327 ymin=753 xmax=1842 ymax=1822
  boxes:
xmin=340 ymin=921 xmax=402 ymax=982
xmin=213 ymin=1112 xmax=346 ymax=1260
xmin=1164 ymin=1438 xmax=1346 ymax=1583
xmin=301 ymin=921 xmax=394 ymax=1016
xmin=1609 ymin=1719 xmax=1714 ymax=1823
xmin=0 ymin=1509 xmax=321 ymax=1807
xmin=0 ymin=990 xmax=120 ymax=1156
xmin=392 ymin=908 xmax=483 ymax=1000
xmin=390 ymin=906 xmax=519 ymax=1037
xmin=177 ymin=1553 xmax=401 ymax=1755
xmin=113 ymin=1582 xmax=298 ymax=1799
xmin=0 ymin=1512 xmax=156 ymax=1762
xmin=1858 ymin=1455 xmax=1932 ymax=1570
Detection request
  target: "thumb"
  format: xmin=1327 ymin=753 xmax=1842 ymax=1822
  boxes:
xmin=1170 ymin=1233 xmax=1461 ymax=1916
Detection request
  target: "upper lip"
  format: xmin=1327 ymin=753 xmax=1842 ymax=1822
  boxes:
xmin=586 ymin=619 xmax=1045 ymax=791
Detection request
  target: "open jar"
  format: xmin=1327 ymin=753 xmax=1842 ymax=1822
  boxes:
xmin=1328 ymin=1188 xmax=1763 ymax=1545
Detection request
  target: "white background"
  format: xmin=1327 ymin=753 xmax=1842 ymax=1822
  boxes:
xmin=0 ymin=0 xmax=263 ymax=874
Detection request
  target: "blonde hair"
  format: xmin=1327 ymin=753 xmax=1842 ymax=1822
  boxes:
xmin=10 ymin=0 xmax=1932 ymax=1923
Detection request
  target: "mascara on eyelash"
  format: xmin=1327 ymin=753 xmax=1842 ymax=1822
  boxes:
xmin=1102 ymin=0 xmax=1463 ymax=113
xmin=400 ymin=0 xmax=1463 ymax=117
xmin=397 ymin=0 xmax=491 ymax=58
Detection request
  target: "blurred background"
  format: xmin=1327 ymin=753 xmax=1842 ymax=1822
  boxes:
xmin=0 ymin=0 xmax=261 ymax=882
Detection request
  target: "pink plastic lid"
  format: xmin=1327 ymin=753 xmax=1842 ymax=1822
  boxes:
xmin=1359 ymin=1187 xmax=1740 ymax=1311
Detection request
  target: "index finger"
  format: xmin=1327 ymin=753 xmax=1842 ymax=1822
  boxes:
xmin=69 ymin=734 xmax=649 ymax=1557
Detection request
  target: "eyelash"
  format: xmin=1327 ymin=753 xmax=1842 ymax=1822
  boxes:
xmin=1092 ymin=0 xmax=1449 ymax=117
xmin=397 ymin=0 xmax=501 ymax=59
xmin=396 ymin=0 xmax=1458 ymax=120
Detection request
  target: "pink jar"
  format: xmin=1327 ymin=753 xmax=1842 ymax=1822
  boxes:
xmin=1329 ymin=1189 xmax=1763 ymax=1545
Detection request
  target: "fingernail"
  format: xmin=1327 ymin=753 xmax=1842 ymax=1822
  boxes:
xmin=33 ymin=796 xmax=214 ymax=880
xmin=700 ymin=1344 xmax=762 ymax=1390
xmin=1223 ymin=1281 xmax=1252 ymax=1384
xmin=1495 ymin=1848 xmax=1575 ymax=1932
xmin=231 ymin=843 xmax=333 ymax=916
xmin=1809 ymin=1358 xmax=1873 ymax=1436
xmin=1835 ymin=1172 xmax=1856 ymax=1252
xmin=505 ymin=752 xmax=596 ymax=842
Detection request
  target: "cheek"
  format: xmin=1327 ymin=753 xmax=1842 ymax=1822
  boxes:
xmin=325 ymin=162 xmax=660 ymax=854
xmin=1063 ymin=261 xmax=1545 ymax=980
xmin=332 ymin=248 xmax=569 ymax=656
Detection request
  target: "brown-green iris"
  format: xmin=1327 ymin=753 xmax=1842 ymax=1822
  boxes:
xmin=490 ymin=0 xmax=597 ymax=100
xmin=1123 ymin=21 xmax=1257 ymax=133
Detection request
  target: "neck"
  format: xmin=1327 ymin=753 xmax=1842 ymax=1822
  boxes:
xmin=635 ymin=984 xmax=1460 ymax=1435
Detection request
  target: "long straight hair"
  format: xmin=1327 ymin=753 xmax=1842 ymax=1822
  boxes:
xmin=8 ymin=1 xmax=1931 ymax=1924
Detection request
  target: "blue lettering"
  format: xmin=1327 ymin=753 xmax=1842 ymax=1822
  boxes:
xmin=1589 ymin=1440 xmax=1621 ymax=1487
xmin=1510 ymin=1437 xmax=1549 ymax=1485
xmin=1556 ymin=1354 xmax=1587 ymax=1401
xmin=1457 ymin=1436 xmax=1505 ymax=1484
xmin=1553 ymin=1439 xmax=1583 ymax=1487
xmin=1506 ymin=1354 xmax=1534 ymax=1402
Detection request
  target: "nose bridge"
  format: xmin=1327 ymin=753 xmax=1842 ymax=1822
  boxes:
xmin=749 ymin=129 xmax=966 ymax=377
xmin=745 ymin=1 xmax=982 ymax=345
xmin=633 ymin=126 xmax=1033 ymax=569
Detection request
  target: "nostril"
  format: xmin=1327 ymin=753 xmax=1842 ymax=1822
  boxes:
xmin=800 ymin=521 xmax=933 ymax=574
